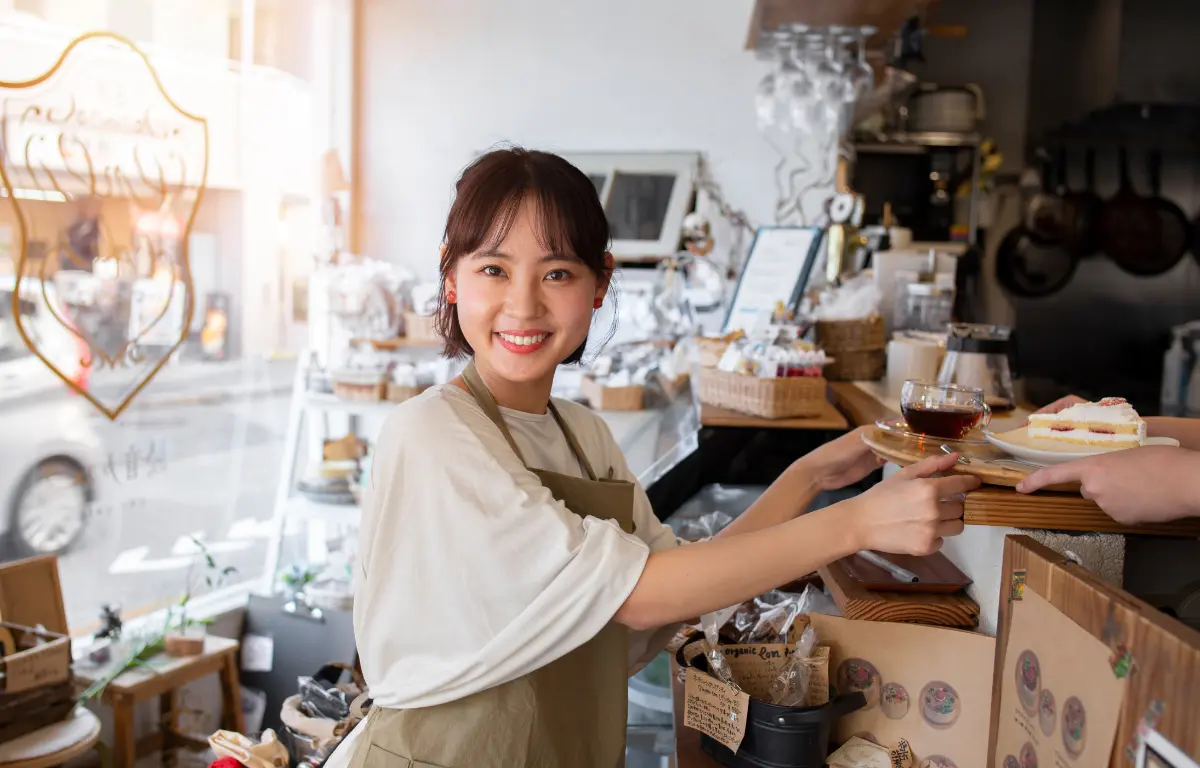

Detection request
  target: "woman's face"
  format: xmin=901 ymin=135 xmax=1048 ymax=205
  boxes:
xmin=447 ymin=196 xmax=609 ymax=385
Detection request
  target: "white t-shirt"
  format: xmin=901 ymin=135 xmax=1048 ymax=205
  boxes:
xmin=353 ymin=383 xmax=679 ymax=711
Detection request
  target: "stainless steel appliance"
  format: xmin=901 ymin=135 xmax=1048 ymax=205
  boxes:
xmin=937 ymin=323 xmax=1018 ymax=411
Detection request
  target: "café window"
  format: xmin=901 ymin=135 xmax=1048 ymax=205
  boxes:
xmin=0 ymin=0 xmax=352 ymax=633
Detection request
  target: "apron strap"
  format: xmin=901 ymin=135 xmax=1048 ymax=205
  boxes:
xmin=461 ymin=361 xmax=529 ymax=466
xmin=547 ymin=401 xmax=599 ymax=481
xmin=461 ymin=360 xmax=598 ymax=480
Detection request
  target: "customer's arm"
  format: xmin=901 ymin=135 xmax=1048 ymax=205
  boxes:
xmin=1017 ymin=446 xmax=1200 ymax=524
xmin=718 ymin=426 xmax=884 ymax=537
xmin=1146 ymin=417 xmax=1200 ymax=451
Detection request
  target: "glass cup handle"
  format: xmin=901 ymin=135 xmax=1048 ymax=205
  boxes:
xmin=978 ymin=401 xmax=992 ymax=430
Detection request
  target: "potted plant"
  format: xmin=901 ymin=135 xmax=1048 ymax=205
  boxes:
xmin=164 ymin=537 xmax=237 ymax=657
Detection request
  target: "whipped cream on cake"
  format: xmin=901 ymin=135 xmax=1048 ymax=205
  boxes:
xmin=1027 ymin=397 xmax=1147 ymax=447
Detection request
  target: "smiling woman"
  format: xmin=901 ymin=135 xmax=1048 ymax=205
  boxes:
xmin=434 ymin=148 xmax=616 ymax=411
xmin=330 ymin=146 xmax=980 ymax=768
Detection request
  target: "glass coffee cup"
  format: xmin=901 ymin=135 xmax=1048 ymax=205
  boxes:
xmin=900 ymin=380 xmax=992 ymax=440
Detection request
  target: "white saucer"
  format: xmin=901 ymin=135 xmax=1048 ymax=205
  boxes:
xmin=984 ymin=427 xmax=1180 ymax=467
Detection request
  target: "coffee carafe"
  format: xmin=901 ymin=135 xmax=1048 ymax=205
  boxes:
xmin=937 ymin=323 xmax=1017 ymax=411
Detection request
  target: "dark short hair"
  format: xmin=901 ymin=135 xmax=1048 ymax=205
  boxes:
xmin=433 ymin=146 xmax=613 ymax=364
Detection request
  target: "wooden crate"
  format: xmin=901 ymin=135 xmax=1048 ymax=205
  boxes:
xmin=0 ymin=621 xmax=73 ymax=745
xmin=989 ymin=536 xmax=1200 ymax=766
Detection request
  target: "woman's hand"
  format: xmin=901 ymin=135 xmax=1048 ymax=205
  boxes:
xmin=1017 ymin=446 xmax=1200 ymax=524
xmin=795 ymin=426 xmax=887 ymax=491
xmin=843 ymin=452 xmax=981 ymax=556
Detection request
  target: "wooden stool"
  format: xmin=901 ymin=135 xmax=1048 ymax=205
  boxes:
xmin=76 ymin=636 xmax=244 ymax=768
xmin=0 ymin=709 xmax=101 ymax=768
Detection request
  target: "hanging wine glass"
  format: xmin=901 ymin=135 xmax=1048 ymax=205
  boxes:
xmin=755 ymin=29 xmax=797 ymax=133
xmin=852 ymin=26 xmax=877 ymax=100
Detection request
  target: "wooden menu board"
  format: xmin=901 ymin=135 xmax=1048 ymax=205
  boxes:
xmin=989 ymin=536 xmax=1200 ymax=766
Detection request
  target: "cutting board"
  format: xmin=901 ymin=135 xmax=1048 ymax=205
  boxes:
xmin=861 ymin=426 xmax=1079 ymax=492
xmin=818 ymin=560 xmax=980 ymax=628
xmin=841 ymin=550 xmax=972 ymax=593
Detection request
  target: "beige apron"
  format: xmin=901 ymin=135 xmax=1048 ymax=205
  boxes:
xmin=349 ymin=362 xmax=635 ymax=768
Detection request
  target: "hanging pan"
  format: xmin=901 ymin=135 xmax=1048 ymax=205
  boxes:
xmin=1024 ymin=154 xmax=1065 ymax=245
xmin=1059 ymin=147 xmax=1103 ymax=259
xmin=1113 ymin=148 xmax=1190 ymax=276
xmin=1098 ymin=146 xmax=1162 ymax=272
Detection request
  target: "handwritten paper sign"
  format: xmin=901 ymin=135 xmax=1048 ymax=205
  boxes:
xmin=684 ymin=667 xmax=750 ymax=753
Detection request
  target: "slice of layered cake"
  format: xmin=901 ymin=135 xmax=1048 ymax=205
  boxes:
xmin=1027 ymin=397 xmax=1147 ymax=447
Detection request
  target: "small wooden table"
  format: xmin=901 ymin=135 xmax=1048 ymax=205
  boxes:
xmin=75 ymin=636 xmax=244 ymax=768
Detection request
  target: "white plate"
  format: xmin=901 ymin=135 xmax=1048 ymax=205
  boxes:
xmin=984 ymin=427 xmax=1180 ymax=467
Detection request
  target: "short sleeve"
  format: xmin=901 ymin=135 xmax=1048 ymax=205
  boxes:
xmin=354 ymin=394 xmax=651 ymax=709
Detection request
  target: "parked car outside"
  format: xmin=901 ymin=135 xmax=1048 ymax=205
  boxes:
xmin=0 ymin=275 xmax=104 ymax=557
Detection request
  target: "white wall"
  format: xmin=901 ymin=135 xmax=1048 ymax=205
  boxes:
xmin=358 ymin=0 xmax=831 ymax=279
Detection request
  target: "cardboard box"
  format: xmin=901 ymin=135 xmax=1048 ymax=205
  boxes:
xmin=581 ymin=376 xmax=645 ymax=412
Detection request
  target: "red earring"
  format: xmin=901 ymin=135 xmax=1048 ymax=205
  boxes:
xmin=447 ymin=290 xmax=457 ymax=303
xmin=593 ymin=299 xmax=603 ymax=309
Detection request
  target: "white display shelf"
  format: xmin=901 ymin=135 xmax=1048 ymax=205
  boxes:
xmin=285 ymin=495 xmax=361 ymax=526
xmin=304 ymin=391 xmax=398 ymax=417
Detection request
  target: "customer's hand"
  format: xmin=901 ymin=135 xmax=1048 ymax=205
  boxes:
xmin=794 ymin=426 xmax=886 ymax=491
xmin=847 ymin=453 xmax=981 ymax=556
xmin=1035 ymin=394 xmax=1087 ymax=414
xmin=1016 ymin=446 xmax=1200 ymax=525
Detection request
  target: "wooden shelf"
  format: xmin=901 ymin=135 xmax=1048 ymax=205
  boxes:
xmin=827 ymin=380 xmax=896 ymax=426
xmin=819 ymin=560 xmax=980 ymax=628
xmin=700 ymin=399 xmax=849 ymax=431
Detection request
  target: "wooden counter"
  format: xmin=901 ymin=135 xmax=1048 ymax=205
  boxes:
xmin=700 ymin=398 xmax=848 ymax=431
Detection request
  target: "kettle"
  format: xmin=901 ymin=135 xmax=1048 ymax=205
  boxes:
xmin=937 ymin=323 xmax=1017 ymax=411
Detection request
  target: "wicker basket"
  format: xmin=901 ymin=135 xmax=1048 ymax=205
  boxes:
xmin=332 ymin=371 xmax=386 ymax=402
xmin=823 ymin=350 xmax=887 ymax=381
xmin=814 ymin=315 xmax=886 ymax=381
xmin=403 ymin=311 xmax=439 ymax=344
xmin=581 ymin=376 xmax=645 ymax=411
xmin=698 ymin=368 xmax=827 ymax=419
xmin=814 ymin=315 xmax=886 ymax=352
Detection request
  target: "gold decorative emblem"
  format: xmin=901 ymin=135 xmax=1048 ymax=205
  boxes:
xmin=0 ymin=31 xmax=208 ymax=419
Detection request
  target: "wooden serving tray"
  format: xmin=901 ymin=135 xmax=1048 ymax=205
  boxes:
xmin=862 ymin=427 xmax=1200 ymax=538
xmin=861 ymin=426 xmax=1073 ymax=490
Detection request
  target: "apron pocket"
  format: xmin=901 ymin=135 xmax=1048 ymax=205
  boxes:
xmin=364 ymin=744 xmax=411 ymax=768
